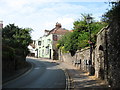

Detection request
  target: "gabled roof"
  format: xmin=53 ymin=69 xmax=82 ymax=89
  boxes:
xmin=49 ymin=28 xmax=69 ymax=35
xmin=46 ymin=22 xmax=70 ymax=35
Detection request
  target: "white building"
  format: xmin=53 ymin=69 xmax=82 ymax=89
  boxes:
xmin=27 ymin=40 xmax=37 ymax=57
xmin=35 ymin=23 xmax=70 ymax=59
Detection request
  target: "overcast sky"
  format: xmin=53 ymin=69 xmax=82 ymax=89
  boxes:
xmin=0 ymin=0 xmax=112 ymax=40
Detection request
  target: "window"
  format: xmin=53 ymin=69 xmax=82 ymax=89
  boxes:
xmin=42 ymin=40 xmax=44 ymax=47
xmin=46 ymin=46 xmax=49 ymax=55
xmin=38 ymin=41 xmax=41 ymax=45
xmin=47 ymin=39 xmax=51 ymax=44
xmin=53 ymin=35 xmax=58 ymax=41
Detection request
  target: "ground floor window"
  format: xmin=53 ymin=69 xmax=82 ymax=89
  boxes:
xmin=46 ymin=46 xmax=49 ymax=55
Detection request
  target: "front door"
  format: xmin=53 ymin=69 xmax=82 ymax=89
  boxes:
xmin=49 ymin=49 xmax=51 ymax=59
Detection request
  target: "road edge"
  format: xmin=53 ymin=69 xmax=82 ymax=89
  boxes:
xmin=2 ymin=60 xmax=33 ymax=86
xmin=64 ymin=69 xmax=71 ymax=90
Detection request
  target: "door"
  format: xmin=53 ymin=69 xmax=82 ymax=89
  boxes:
xmin=49 ymin=49 xmax=51 ymax=59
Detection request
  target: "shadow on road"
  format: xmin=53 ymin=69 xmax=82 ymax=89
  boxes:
xmin=3 ymin=57 xmax=66 ymax=89
xmin=65 ymin=69 xmax=108 ymax=88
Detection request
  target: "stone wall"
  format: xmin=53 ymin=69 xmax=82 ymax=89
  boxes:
xmin=59 ymin=26 xmax=109 ymax=76
xmin=59 ymin=47 xmax=91 ymax=72
xmin=59 ymin=24 xmax=120 ymax=87
xmin=94 ymin=26 xmax=109 ymax=80
xmin=107 ymin=22 xmax=120 ymax=87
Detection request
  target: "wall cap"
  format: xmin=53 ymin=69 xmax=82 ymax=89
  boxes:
xmin=97 ymin=25 xmax=109 ymax=36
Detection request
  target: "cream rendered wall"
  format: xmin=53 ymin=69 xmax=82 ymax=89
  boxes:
xmin=38 ymin=34 xmax=53 ymax=59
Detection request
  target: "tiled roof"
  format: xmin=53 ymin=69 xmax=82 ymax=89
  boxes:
xmin=69 ymin=30 xmax=74 ymax=32
xmin=49 ymin=28 xmax=69 ymax=35
xmin=46 ymin=22 xmax=70 ymax=35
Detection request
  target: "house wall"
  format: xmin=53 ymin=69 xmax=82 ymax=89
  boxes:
xmin=52 ymin=34 xmax=63 ymax=60
xmin=38 ymin=34 xmax=53 ymax=59
xmin=35 ymin=33 xmax=64 ymax=60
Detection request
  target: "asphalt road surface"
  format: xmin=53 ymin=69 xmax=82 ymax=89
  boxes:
xmin=3 ymin=58 xmax=66 ymax=89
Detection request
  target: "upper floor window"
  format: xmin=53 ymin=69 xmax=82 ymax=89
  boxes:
xmin=47 ymin=39 xmax=51 ymax=43
xmin=53 ymin=35 xmax=58 ymax=41
xmin=38 ymin=41 xmax=41 ymax=45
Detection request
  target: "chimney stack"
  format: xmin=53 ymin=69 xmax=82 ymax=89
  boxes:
xmin=55 ymin=22 xmax=61 ymax=29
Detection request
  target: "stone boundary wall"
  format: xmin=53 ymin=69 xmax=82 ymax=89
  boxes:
xmin=60 ymin=47 xmax=91 ymax=72
xmin=94 ymin=26 xmax=108 ymax=80
xmin=59 ymin=24 xmax=120 ymax=87
xmin=107 ymin=22 xmax=120 ymax=87
xmin=59 ymin=26 xmax=109 ymax=78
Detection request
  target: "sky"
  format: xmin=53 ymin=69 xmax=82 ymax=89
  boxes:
xmin=0 ymin=0 xmax=113 ymax=40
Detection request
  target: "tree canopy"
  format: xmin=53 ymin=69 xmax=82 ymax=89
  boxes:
xmin=102 ymin=1 xmax=120 ymax=24
xmin=2 ymin=24 xmax=32 ymax=57
xmin=2 ymin=24 xmax=33 ymax=74
xmin=57 ymin=14 xmax=107 ymax=56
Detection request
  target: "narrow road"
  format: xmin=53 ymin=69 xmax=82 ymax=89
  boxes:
xmin=3 ymin=58 xmax=66 ymax=89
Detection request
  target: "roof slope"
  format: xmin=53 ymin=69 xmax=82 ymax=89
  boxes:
xmin=47 ymin=22 xmax=70 ymax=35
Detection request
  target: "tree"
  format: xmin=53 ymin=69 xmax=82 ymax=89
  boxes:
xmin=102 ymin=1 xmax=120 ymax=24
xmin=2 ymin=24 xmax=32 ymax=56
xmin=2 ymin=24 xmax=33 ymax=74
xmin=57 ymin=14 xmax=107 ymax=56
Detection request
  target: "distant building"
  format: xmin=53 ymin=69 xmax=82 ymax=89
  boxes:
xmin=35 ymin=22 xmax=70 ymax=59
xmin=28 ymin=40 xmax=37 ymax=57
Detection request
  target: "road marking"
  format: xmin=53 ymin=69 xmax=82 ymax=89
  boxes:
xmin=34 ymin=67 xmax=40 ymax=69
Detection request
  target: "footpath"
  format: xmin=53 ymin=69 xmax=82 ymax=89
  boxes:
xmin=41 ymin=58 xmax=109 ymax=89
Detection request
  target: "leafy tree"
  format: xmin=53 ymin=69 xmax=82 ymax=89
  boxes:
xmin=2 ymin=24 xmax=32 ymax=46
xmin=2 ymin=24 xmax=32 ymax=56
xmin=57 ymin=14 xmax=107 ymax=56
xmin=2 ymin=24 xmax=33 ymax=75
xmin=2 ymin=24 xmax=33 ymax=73
xmin=102 ymin=1 xmax=120 ymax=24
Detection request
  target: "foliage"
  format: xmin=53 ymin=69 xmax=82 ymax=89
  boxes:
xmin=2 ymin=24 xmax=32 ymax=56
xmin=102 ymin=1 xmax=120 ymax=24
xmin=57 ymin=14 xmax=107 ymax=56
xmin=2 ymin=45 xmax=15 ymax=61
xmin=2 ymin=24 xmax=32 ymax=72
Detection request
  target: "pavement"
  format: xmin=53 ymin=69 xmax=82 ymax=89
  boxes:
xmin=3 ymin=57 xmax=109 ymax=89
xmin=58 ymin=61 xmax=108 ymax=89
xmin=39 ymin=57 xmax=109 ymax=89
